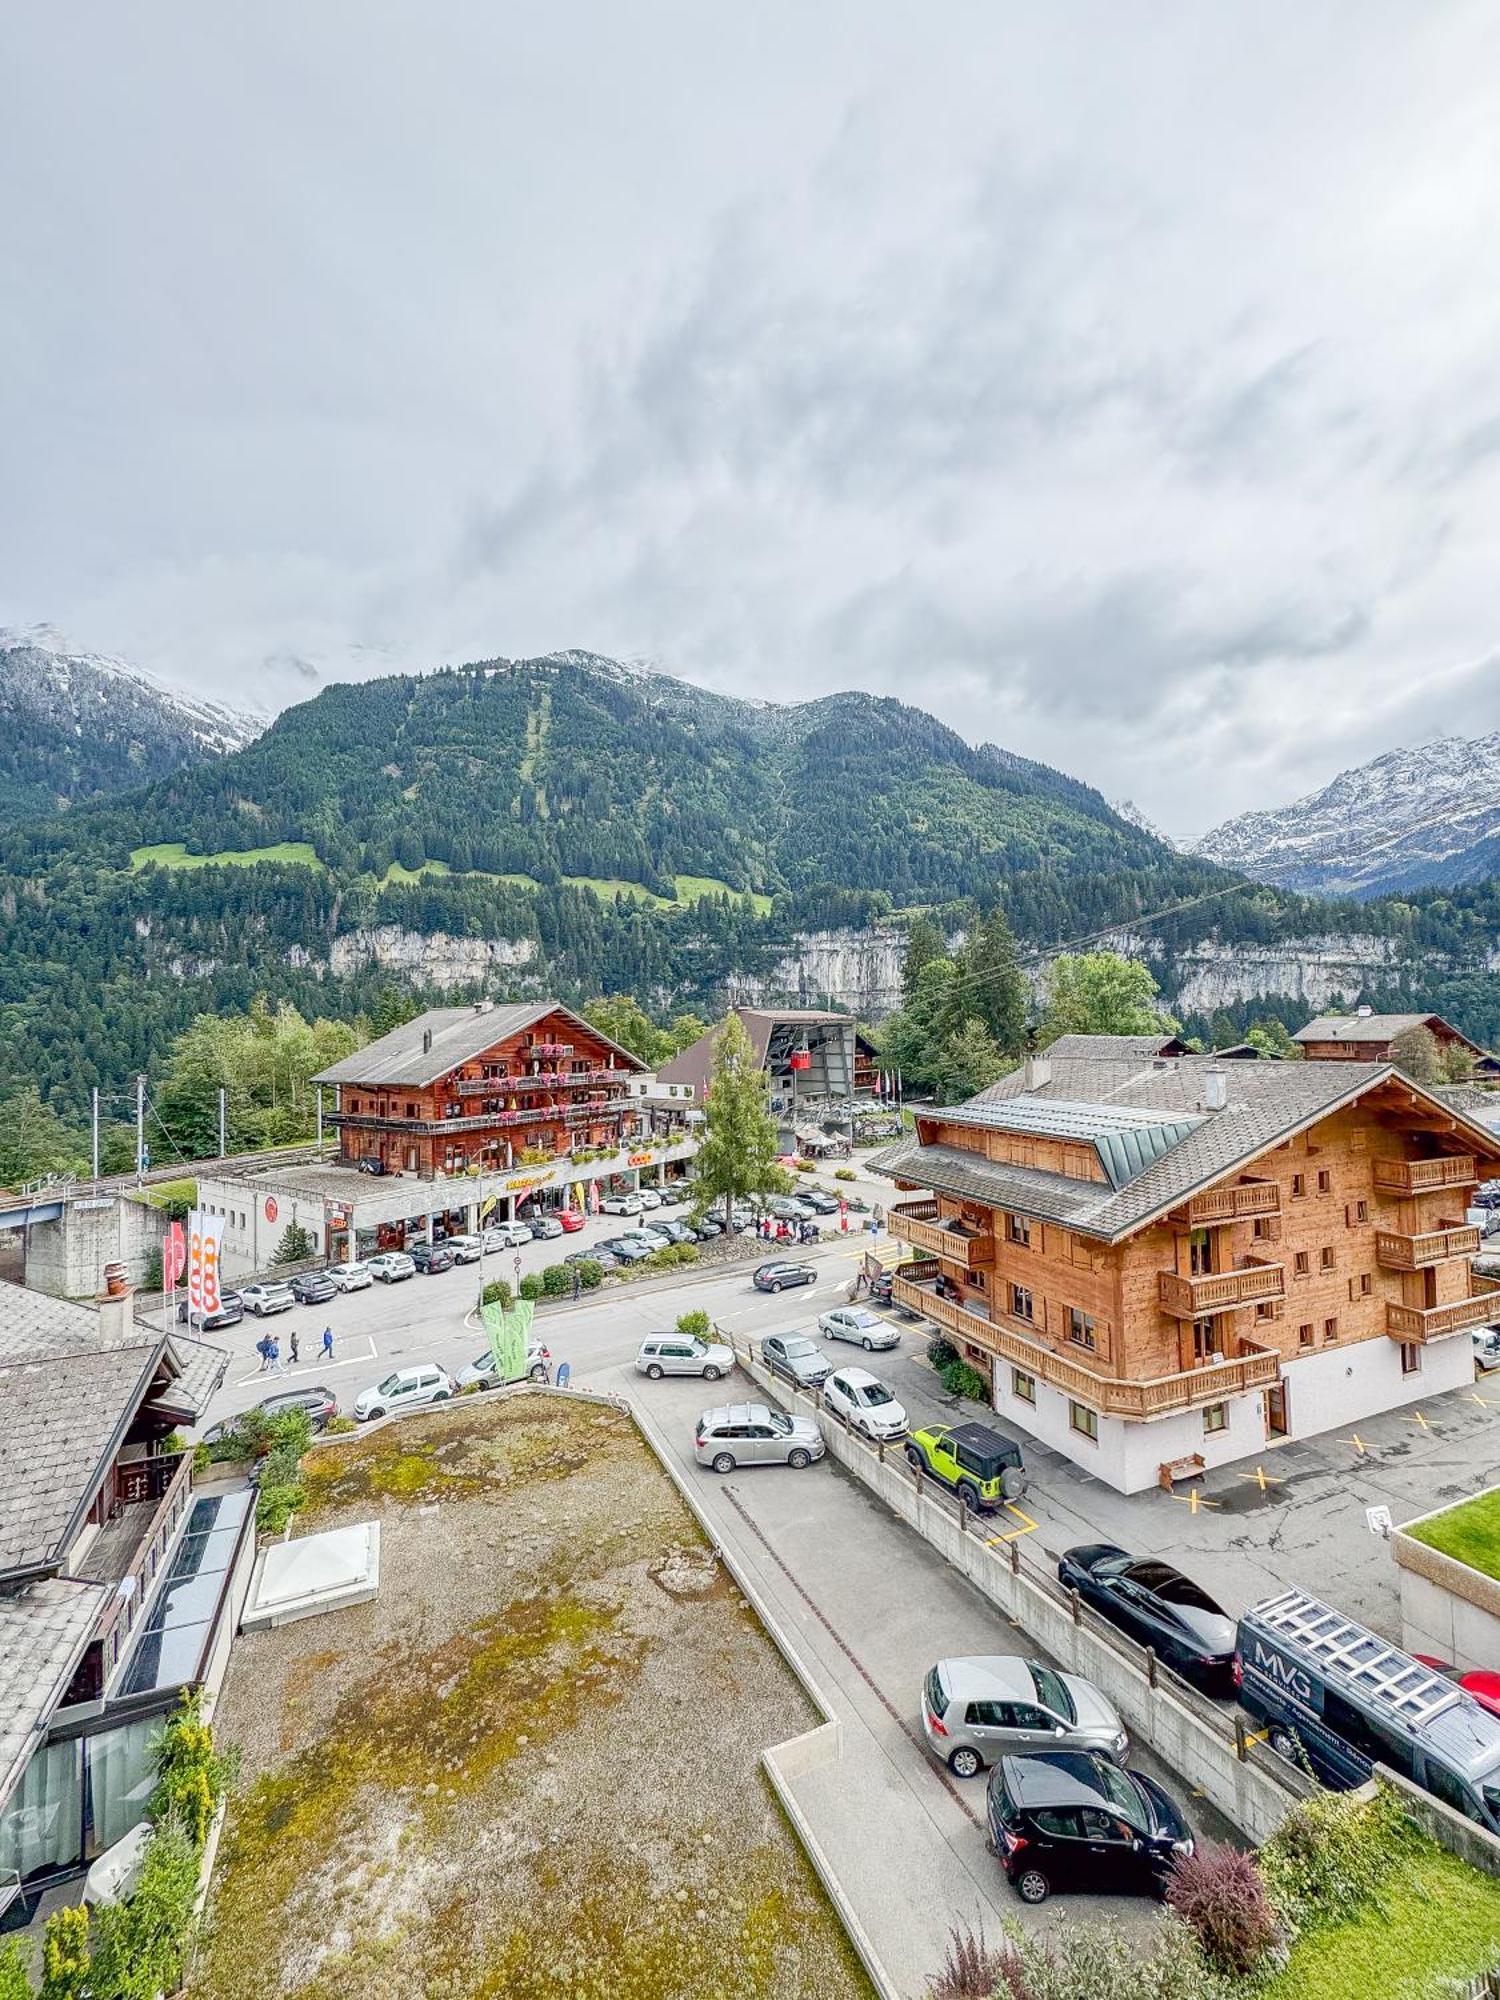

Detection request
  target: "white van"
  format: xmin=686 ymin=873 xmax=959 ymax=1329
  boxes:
xmin=353 ymin=1365 xmax=456 ymax=1420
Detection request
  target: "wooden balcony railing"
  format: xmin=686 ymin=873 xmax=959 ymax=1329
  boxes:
xmin=889 ymin=1201 xmax=994 ymax=1267
xmin=1376 ymin=1226 xmax=1481 ymax=1272
xmin=455 ymin=1067 xmax=618 ymax=1095
xmin=1182 ymin=1181 xmax=1281 ymax=1224
xmin=892 ymin=1274 xmax=1281 ymax=1417
xmin=1157 ymin=1261 xmax=1285 ymax=1318
xmin=1373 ymin=1155 xmax=1476 ymax=1195
xmin=95 ymin=1451 xmax=195 ymax=1680
xmin=1386 ymin=1293 xmax=1496 ymax=1343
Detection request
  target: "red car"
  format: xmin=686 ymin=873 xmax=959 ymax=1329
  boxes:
xmin=558 ymin=1210 xmax=586 ymax=1233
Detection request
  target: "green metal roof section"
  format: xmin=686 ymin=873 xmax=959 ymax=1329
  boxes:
xmin=929 ymin=1098 xmax=1206 ymax=1190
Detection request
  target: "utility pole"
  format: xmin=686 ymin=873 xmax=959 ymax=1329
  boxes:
xmin=316 ymin=1084 xmax=324 ymax=1152
xmin=218 ymin=1087 xmax=227 ymax=1159
xmin=135 ymin=1075 xmax=145 ymax=1185
xmin=91 ymin=1088 xmax=100 ymax=1183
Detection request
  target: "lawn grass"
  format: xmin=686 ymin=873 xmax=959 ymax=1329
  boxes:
xmin=130 ymin=840 xmax=323 ymax=872
xmin=377 ymin=857 xmax=451 ymax=885
xmin=1259 ymin=1844 xmax=1500 ymax=2000
xmin=674 ymin=873 xmax=773 ymax=914
xmin=1405 ymin=1485 xmax=1500 ymax=1581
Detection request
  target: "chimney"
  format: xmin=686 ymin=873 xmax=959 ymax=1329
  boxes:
xmin=95 ymin=1268 xmax=135 ymax=1344
xmin=1356 ymin=1005 xmax=1373 ymax=1018
xmin=1021 ymin=1054 xmax=1051 ymax=1092
xmin=473 ymin=999 xmax=493 ymax=1015
xmin=422 ymin=1029 xmax=433 ymax=1054
xmin=1201 ymin=1067 xmax=1228 ymax=1113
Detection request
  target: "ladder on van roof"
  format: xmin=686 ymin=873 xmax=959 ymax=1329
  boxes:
xmin=1250 ymin=1589 xmax=1459 ymax=1729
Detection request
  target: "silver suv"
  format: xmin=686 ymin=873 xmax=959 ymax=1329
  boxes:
xmin=694 ymin=1404 xmax=825 ymax=1473
xmin=921 ymin=1655 xmax=1129 ymax=1777
xmin=635 ymin=1336 xmax=734 ymax=1381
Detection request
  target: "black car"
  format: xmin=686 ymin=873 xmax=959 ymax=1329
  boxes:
xmin=869 ymin=1270 xmax=895 ymax=1307
xmin=410 ymin=1241 xmax=456 ymax=1275
xmin=753 ymin=1261 xmax=817 ymax=1293
xmin=201 ymin=1384 xmax=339 ymax=1445
xmin=987 ymin=1750 xmax=1192 ymax=1904
xmin=802 ymin=1191 xmax=840 ymax=1215
xmin=177 ymin=1290 xmax=243 ymax=1331
xmin=1057 ymin=1545 xmax=1238 ymax=1695
xmin=291 ymin=1271 xmax=338 ymax=1305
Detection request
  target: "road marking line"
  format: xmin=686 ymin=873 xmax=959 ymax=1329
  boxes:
xmin=1164 ymin=1485 xmax=1221 ymax=1511
xmin=1407 ymin=1410 xmax=1431 ymax=1430
xmin=982 ymin=1501 xmax=1038 ymax=1544
xmin=1242 ymin=1727 xmax=1270 ymax=1748
xmin=1347 ymin=1433 xmax=1368 ymax=1454
xmin=233 ymin=1337 xmax=376 ymax=1388
xmin=1472 ymin=1393 xmax=1493 ymax=1408
xmin=1237 ymin=1465 xmax=1282 ymax=1491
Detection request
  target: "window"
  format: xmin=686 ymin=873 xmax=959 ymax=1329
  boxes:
xmin=1203 ymin=1402 xmax=1228 ymax=1435
xmin=1079 ymin=1808 xmax=1131 ymax=1843
xmin=1007 ymin=1213 xmax=1031 ymax=1248
xmin=1253 ymin=1216 xmax=1275 ymax=1241
xmin=1069 ymin=1402 xmax=1099 ymax=1442
xmin=1298 ymin=1322 xmax=1315 ymax=1348
xmin=1291 ymin=1173 xmax=1307 ymax=1199
xmin=1255 ymin=1299 xmax=1277 ymax=1322
xmin=1294 ymin=1251 xmax=1310 ymax=1277
xmin=1324 ymin=1316 xmax=1339 ymax=1342
xmin=1346 ymin=1200 xmax=1369 ymax=1226
xmin=1401 ymin=1341 xmax=1421 ymax=1376
xmin=1010 ymin=1284 xmax=1034 ymax=1322
xmin=1320 ymin=1247 xmax=1336 ymax=1272
xmin=1426 ymin=1759 xmax=1484 ymax=1824
xmin=1067 ymin=1308 xmax=1096 ymax=1351
xmin=1357 ymin=1273 xmax=1373 ymax=1298
xmin=1317 ymin=1170 xmax=1332 ymax=1194
xmin=1012 ymin=1369 xmax=1036 ymax=1404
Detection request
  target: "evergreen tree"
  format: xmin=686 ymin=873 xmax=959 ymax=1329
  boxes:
xmin=691 ymin=1014 xmax=790 ymax=1224
xmin=1245 ymin=1016 xmax=1301 ymax=1060
xmin=901 ymin=915 xmax=947 ymax=1003
xmin=935 ymin=1017 xmax=1011 ymax=1100
xmin=958 ymin=909 xmax=1027 ymax=1055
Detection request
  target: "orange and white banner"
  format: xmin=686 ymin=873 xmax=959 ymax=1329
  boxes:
xmin=186 ymin=1209 xmax=225 ymax=1320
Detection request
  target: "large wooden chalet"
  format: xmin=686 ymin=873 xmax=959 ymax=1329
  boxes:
xmin=878 ymin=1041 xmax=1500 ymax=1492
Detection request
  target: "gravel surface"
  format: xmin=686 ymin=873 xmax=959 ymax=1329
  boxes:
xmin=194 ymin=1394 xmax=873 ymax=2000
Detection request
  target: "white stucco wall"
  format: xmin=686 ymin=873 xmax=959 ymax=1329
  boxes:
xmin=1278 ymin=1331 xmax=1472 ymax=1439
xmin=991 ymin=1367 xmax=1266 ymax=1495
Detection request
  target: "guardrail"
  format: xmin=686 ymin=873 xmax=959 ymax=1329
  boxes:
xmin=714 ymin=1323 xmax=1314 ymax=1845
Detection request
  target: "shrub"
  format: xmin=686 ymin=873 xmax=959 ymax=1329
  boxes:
xmin=927 ymin=1334 xmax=959 ymax=1370
xmin=151 ymin=1691 xmax=235 ymax=1847
xmin=575 ymin=1258 xmax=604 ymax=1290
xmin=676 ymin=1308 xmax=711 ymax=1338
xmin=938 ymin=1359 xmax=989 ymax=1402
xmin=192 ymin=1440 xmax=210 ymax=1476
xmin=40 ymin=1902 xmax=91 ymax=2000
xmin=541 ymin=1263 xmax=571 ymax=1296
xmin=930 ymin=1924 xmax=1024 ymax=2000
xmin=323 ymin=1413 xmax=356 ymax=1433
xmin=267 ymin=1407 xmax=313 ymax=1457
xmin=519 ymin=1272 xmax=543 ymax=1301
xmin=794 ymin=1158 xmax=814 ymax=1172
xmin=1166 ymin=1842 xmax=1278 ymax=1976
xmin=259 ymin=1443 xmax=303 ymax=1489
xmin=834 ymin=1166 xmax=857 ymax=1181
xmin=88 ymin=1816 xmax=201 ymax=2000
xmin=480 ymin=1278 xmax=514 ymax=1310
xmin=236 ymin=1404 xmax=275 ymax=1457
xmin=1258 ymin=1784 xmax=1420 ymax=1937
xmin=256 ymin=1482 xmax=304 ymax=1534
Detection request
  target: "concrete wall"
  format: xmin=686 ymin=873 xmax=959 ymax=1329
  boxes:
xmin=1283 ymin=1331 xmax=1472 ymax=1438
xmin=1394 ymin=1491 xmax=1500 ymax=1669
xmin=23 ymin=1194 xmax=166 ymax=1299
xmin=1377 ymin=1766 xmax=1500 ymax=1880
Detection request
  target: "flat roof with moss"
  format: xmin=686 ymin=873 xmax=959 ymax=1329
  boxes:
xmin=193 ymin=1394 xmax=873 ymax=2000
xmin=1405 ymin=1485 xmax=1500 ymax=1583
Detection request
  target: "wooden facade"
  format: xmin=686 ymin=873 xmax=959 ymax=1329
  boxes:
xmin=330 ymin=1009 xmax=644 ymax=1180
xmin=890 ymin=1076 xmax=1500 ymax=1424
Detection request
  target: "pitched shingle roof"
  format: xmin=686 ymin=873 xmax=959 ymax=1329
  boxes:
xmin=0 ymin=1577 xmax=106 ymax=1811
xmin=313 ymin=1001 xmax=646 ymax=1088
xmin=1294 ymin=1012 xmax=1486 ymax=1053
xmin=874 ymin=1051 xmax=1500 ymax=1244
xmin=1040 ymin=1033 xmax=1187 ymax=1061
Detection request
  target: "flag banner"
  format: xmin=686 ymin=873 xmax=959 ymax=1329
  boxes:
xmin=163 ymin=1220 xmax=187 ymax=1290
xmin=571 ymin=1182 xmax=586 ymax=1214
xmin=481 ymin=1295 xmax=534 ymax=1384
xmin=185 ymin=1209 xmax=225 ymax=1321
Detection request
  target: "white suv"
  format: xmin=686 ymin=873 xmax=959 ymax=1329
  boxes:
xmin=366 ymin=1251 xmax=416 ymax=1283
xmin=353 ymin=1365 xmax=457 ymax=1420
xmin=240 ymin=1282 xmax=295 ymax=1316
xmin=635 ymin=1336 xmax=735 ymax=1382
xmin=482 ymin=1222 xmax=532 ymax=1251
xmin=600 ymin=1192 xmax=642 ymax=1216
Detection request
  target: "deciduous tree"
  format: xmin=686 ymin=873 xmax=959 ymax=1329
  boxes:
xmin=691 ymin=1014 xmax=789 ymax=1224
xmin=1040 ymin=952 xmax=1177 ymax=1043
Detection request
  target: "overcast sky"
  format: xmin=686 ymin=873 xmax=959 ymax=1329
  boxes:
xmin=5 ymin=4 xmax=1500 ymax=837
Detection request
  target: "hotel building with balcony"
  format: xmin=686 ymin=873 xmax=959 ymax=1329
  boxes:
xmin=876 ymin=1039 xmax=1500 ymax=1493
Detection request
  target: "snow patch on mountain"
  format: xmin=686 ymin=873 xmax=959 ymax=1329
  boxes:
xmin=1 ymin=624 xmax=264 ymax=752
xmin=1193 ymin=733 xmax=1500 ymax=897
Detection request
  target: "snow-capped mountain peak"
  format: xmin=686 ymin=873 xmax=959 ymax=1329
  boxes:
xmin=1193 ymin=731 xmax=1500 ymax=897
xmin=1 ymin=624 xmax=264 ymax=753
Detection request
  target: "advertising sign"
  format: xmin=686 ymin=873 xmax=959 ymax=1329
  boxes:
xmin=162 ymin=1220 xmax=187 ymax=1289
xmin=481 ymin=1294 xmax=534 ymax=1384
xmin=185 ymin=1209 xmax=225 ymax=1321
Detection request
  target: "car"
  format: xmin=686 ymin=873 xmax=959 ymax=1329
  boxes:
xmin=565 ymin=1246 xmax=619 ymax=1270
xmin=636 ymin=1189 xmax=662 ymax=1210
xmin=600 ymin=1192 xmax=642 ymax=1216
xmin=654 ymin=1186 xmax=684 ymax=1208
xmin=691 ymin=1218 xmax=723 ymax=1240
xmin=325 ymin=1263 xmax=373 ymax=1293
xmin=599 ymin=1236 xmax=652 ymax=1264
xmin=1473 ymin=1182 xmax=1500 ymax=1210
xmin=818 ymin=1306 xmax=900 ymax=1351
xmin=906 ymin=1423 xmax=1024 ymax=1513
xmin=456 ymin=1341 xmax=552 ymax=1390
xmin=753 ymin=1261 xmax=817 ymax=1294
xmin=482 ymin=1222 xmax=532 ymax=1252
xmin=445 ymin=1234 xmax=484 ymax=1264
xmin=1057 ymin=1546 xmax=1238 ymax=1696
xmin=822 ymin=1367 xmax=907 ymax=1440
xmin=558 ymin=1209 xmax=586 ymax=1232
xmin=240 ymin=1281 xmax=296 ymax=1317
xmin=356 ymin=1157 xmax=387 ymax=1175
xmin=366 ymin=1251 xmax=416 ymax=1283
xmin=802 ymin=1191 xmax=840 ymax=1215
xmin=1475 ymin=1326 xmax=1500 ymax=1371
xmin=654 ymin=1220 xmax=699 ymax=1246
xmin=177 ymin=1289 xmax=244 ymax=1330
xmin=761 ymin=1332 xmax=833 ymax=1388
xmin=922 ymin=1657 xmax=1129 ymax=1776
xmin=765 ymin=1195 xmax=810 ymax=1221
xmin=987 ymin=1750 xmax=1193 ymax=1904
xmin=528 ymin=1215 xmax=565 ymax=1240
xmin=410 ymin=1241 xmax=456 ymax=1275
xmin=353 ymin=1364 xmax=458 ymax=1420
xmin=620 ymin=1226 xmax=671 ymax=1249
xmin=868 ymin=1270 xmax=895 ymax=1307
xmin=636 ymin=1335 xmax=735 ymax=1381
xmin=290 ymin=1270 xmax=339 ymax=1305
xmin=256 ymin=1385 xmax=340 ymax=1432
xmin=694 ymin=1404 xmax=826 ymax=1472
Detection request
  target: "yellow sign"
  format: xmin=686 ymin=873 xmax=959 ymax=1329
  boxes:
xmin=504 ymin=1171 xmax=553 ymax=1192
xmin=627 ymin=1151 xmax=654 ymax=1167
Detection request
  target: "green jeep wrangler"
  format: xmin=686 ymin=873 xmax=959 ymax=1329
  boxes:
xmin=905 ymin=1421 xmax=1026 ymax=1511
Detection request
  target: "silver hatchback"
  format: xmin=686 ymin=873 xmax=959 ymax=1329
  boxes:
xmin=921 ymin=1655 xmax=1129 ymax=1777
xmin=694 ymin=1404 xmax=825 ymax=1473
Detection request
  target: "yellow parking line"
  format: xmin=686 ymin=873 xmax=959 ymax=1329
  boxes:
xmin=1163 ymin=1485 xmax=1221 ymax=1512
xmin=1237 ymin=1465 xmax=1282 ymax=1491
xmin=983 ymin=1502 xmax=1038 ymax=1544
xmin=1407 ymin=1409 xmax=1431 ymax=1430
xmin=1242 ymin=1727 xmax=1270 ymax=1748
xmin=1347 ymin=1433 xmax=1368 ymax=1454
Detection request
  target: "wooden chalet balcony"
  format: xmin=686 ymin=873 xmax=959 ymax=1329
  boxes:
xmin=1181 ymin=1181 xmax=1281 ymax=1225
xmin=1376 ymin=1226 xmax=1481 ymax=1272
xmin=1157 ymin=1260 xmax=1285 ymax=1318
xmin=1386 ymin=1293 xmax=1496 ymax=1343
xmin=892 ymin=1272 xmax=1280 ymax=1417
xmin=888 ymin=1199 xmax=994 ymax=1267
xmin=1373 ymin=1155 xmax=1476 ymax=1195
xmin=455 ymin=1067 xmax=618 ymax=1095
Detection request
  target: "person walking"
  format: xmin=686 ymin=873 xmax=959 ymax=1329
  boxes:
xmin=256 ymin=1335 xmax=271 ymax=1373
xmin=289 ymin=1329 xmax=299 ymax=1365
xmin=321 ymin=1325 xmax=335 ymax=1362
xmin=269 ymin=1336 xmax=284 ymax=1374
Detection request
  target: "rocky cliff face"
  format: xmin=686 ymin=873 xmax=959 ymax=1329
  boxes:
xmin=724 ymin=927 xmax=906 ymax=1019
xmin=322 ymin=926 xmax=539 ymax=987
xmin=1193 ymin=733 xmax=1500 ymax=896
